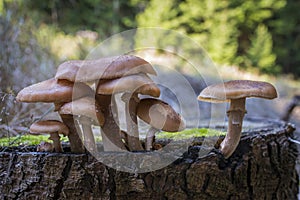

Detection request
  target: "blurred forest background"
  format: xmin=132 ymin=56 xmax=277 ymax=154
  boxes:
xmin=1 ymin=0 xmax=300 ymax=137
xmin=2 ymin=0 xmax=300 ymax=86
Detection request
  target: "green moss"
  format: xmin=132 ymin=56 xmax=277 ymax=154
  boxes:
xmin=157 ymin=128 xmax=225 ymax=140
xmin=0 ymin=134 xmax=69 ymax=147
xmin=0 ymin=128 xmax=224 ymax=147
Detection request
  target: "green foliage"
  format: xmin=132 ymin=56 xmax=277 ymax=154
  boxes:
xmin=22 ymin=0 xmax=138 ymax=37
xmin=2 ymin=0 xmax=300 ymax=77
xmin=245 ymin=24 xmax=279 ymax=74
xmin=136 ymin=0 xmax=300 ymax=76
xmin=270 ymin=0 xmax=300 ymax=76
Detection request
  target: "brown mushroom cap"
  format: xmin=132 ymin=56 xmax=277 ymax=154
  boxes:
xmin=137 ymin=98 xmax=185 ymax=132
xmin=55 ymin=55 xmax=157 ymax=82
xmin=30 ymin=120 xmax=69 ymax=136
xmin=16 ymin=78 xmax=93 ymax=103
xmin=198 ymin=80 xmax=278 ymax=103
xmin=58 ymin=97 xmax=105 ymax=126
xmin=97 ymin=73 xmax=160 ymax=97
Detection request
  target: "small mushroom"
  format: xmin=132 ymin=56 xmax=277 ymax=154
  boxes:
xmin=30 ymin=120 xmax=69 ymax=153
xmin=198 ymin=80 xmax=278 ymax=158
xmin=16 ymin=78 xmax=93 ymax=153
xmin=16 ymin=78 xmax=93 ymax=103
xmin=137 ymin=98 xmax=186 ymax=150
xmin=59 ymin=97 xmax=104 ymax=153
xmin=37 ymin=141 xmax=54 ymax=152
xmin=97 ymin=73 xmax=160 ymax=151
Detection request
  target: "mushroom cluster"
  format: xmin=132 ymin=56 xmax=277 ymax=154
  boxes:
xmin=16 ymin=55 xmax=185 ymax=153
xmin=17 ymin=54 xmax=276 ymax=158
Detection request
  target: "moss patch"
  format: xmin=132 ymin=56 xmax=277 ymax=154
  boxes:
xmin=0 ymin=134 xmax=68 ymax=147
xmin=0 ymin=128 xmax=225 ymax=147
xmin=157 ymin=128 xmax=225 ymax=140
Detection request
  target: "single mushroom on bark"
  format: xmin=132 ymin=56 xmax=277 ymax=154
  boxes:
xmin=97 ymin=73 xmax=160 ymax=151
xmin=29 ymin=120 xmax=69 ymax=153
xmin=137 ymin=98 xmax=186 ymax=150
xmin=198 ymin=80 xmax=278 ymax=158
xmin=58 ymin=97 xmax=104 ymax=153
xmin=16 ymin=78 xmax=93 ymax=153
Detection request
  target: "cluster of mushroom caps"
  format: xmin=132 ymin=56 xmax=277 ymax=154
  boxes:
xmin=16 ymin=55 xmax=186 ymax=153
xmin=16 ymin=55 xmax=278 ymax=158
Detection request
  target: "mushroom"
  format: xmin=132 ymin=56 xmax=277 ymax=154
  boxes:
xmin=95 ymin=92 xmax=127 ymax=151
xmin=30 ymin=120 xmax=69 ymax=152
xmin=281 ymin=95 xmax=300 ymax=121
xmin=16 ymin=78 xmax=93 ymax=153
xmin=59 ymin=97 xmax=104 ymax=153
xmin=137 ymin=98 xmax=186 ymax=150
xmin=16 ymin=78 xmax=92 ymax=103
xmin=55 ymin=55 xmax=157 ymax=82
xmin=97 ymin=74 xmax=160 ymax=151
xmin=198 ymin=80 xmax=278 ymax=158
xmin=37 ymin=141 xmax=54 ymax=152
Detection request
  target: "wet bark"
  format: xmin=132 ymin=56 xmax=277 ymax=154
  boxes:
xmin=0 ymin=119 xmax=298 ymax=200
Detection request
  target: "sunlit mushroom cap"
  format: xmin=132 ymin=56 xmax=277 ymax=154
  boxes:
xmin=16 ymin=78 xmax=93 ymax=103
xmin=55 ymin=55 xmax=157 ymax=82
xmin=58 ymin=97 xmax=105 ymax=126
xmin=198 ymin=80 xmax=278 ymax=103
xmin=30 ymin=120 xmax=69 ymax=136
xmin=97 ymin=73 xmax=160 ymax=97
xmin=137 ymin=98 xmax=185 ymax=132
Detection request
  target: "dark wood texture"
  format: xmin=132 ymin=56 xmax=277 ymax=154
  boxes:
xmin=0 ymin=119 xmax=298 ymax=199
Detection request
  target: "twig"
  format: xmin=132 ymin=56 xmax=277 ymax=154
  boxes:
xmin=288 ymin=137 xmax=300 ymax=145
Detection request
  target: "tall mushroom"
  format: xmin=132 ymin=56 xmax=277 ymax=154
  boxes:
xmin=16 ymin=78 xmax=93 ymax=153
xmin=58 ymin=97 xmax=104 ymax=153
xmin=97 ymin=74 xmax=160 ymax=151
xmin=137 ymin=98 xmax=186 ymax=150
xmin=29 ymin=120 xmax=69 ymax=153
xmin=198 ymin=80 xmax=278 ymax=158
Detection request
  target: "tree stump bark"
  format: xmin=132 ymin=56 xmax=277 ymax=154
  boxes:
xmin=0 ymin=118 xmax=298 ymax=199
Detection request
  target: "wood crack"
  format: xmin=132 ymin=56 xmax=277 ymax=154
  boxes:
xmin=246 ymin=159 xmax=253 ymax=200
xmin=53 ymin=156 xmax=72 ymax=200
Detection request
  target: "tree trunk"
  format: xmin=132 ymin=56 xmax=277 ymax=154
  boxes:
xmin=0 ymin=119 xmax=298 ymax=199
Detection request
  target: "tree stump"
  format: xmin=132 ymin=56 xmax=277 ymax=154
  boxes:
xmin=0 ymin=118 xmax=298 ymax=199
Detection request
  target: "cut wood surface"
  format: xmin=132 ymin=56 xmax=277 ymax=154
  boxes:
xmin=0 ymin=119 xmax=298 ymax=199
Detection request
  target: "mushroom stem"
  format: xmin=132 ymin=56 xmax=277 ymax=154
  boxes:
xmin=80 ymin=116 xmax=97 ymax=153
xmin=281 ymin=95 xmax=300 ymax=121
xmin=60 ymin=114 xmax=85 ymax=153
xmin=122 ymin=92 xmax=144 ymax=151
xmin=49 ymin=133 xmax=63 ymax=153
xmin=145 ymin=127 xmax=159 ymax=151
xmin=220 ymin=98 xmax=246 ymax=158
xmin=96 ymin=94 xmax=126 ymax=151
